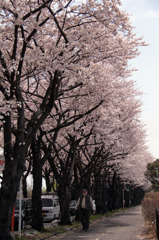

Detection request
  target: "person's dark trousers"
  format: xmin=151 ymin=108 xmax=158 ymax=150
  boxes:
xmin=80 ymin=208 xmax=90 ymax=231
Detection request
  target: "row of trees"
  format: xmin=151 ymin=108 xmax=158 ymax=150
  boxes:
xmin=0 ymin=0 xmax=153 ymax=239
xmin=145 ymin=159 xmax=159 ymax=191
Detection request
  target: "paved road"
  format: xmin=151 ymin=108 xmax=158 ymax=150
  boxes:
xmin=52 ymin=205 xmax=145 ymax=240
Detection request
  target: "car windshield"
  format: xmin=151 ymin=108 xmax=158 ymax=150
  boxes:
xmin=41 ymin=198 xmax=53 ymax=207
xmin=15 ymin=200 xmax=25 ymax=210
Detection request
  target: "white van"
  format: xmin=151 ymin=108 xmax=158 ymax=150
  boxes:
xmin=41 ymin=195 xmax=60 ymax=222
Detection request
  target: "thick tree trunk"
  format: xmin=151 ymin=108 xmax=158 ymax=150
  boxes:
xmin=32 ymin=140 xmax=43 ymax=231
xmin=0 ymin=178 xmax=19 ymax=240
xmin=59 ymin=185 xmax=71 ymax=225
xmin=0 ymin=149 xmax=26 ymax=239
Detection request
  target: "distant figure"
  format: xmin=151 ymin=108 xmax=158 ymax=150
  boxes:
xmin=75 ymin=189 xmax=95 ymax=231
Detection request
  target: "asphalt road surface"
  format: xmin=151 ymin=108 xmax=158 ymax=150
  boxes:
xmin=53 ymin=205 xmax=145 ymax=240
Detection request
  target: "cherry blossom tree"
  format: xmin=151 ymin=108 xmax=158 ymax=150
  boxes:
xmin=43 ymin=66 xmax=150 ymax=220
xmin=30 ymin=102 xmax=102 ymax=227
xmin=0 ymin=0 xmax=146 ymax=238
xmin=118 ymin=148 xmax=154 ymax=188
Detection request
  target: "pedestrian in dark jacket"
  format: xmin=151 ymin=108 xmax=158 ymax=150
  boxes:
xmin=75 ymin=189 xmax=95 ymax=231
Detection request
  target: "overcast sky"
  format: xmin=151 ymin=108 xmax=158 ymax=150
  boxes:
xmin=120 ymin=0 xmax=159 ymax=159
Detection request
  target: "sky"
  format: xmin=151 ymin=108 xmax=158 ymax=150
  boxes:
xmin=120 ymin=0 xmax=159 ymax=159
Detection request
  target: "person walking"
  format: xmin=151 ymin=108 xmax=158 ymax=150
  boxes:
xmin=75 ymin=189 xmax=95 ymax=231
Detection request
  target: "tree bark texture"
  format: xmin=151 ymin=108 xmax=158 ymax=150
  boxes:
xmin=31 ymin=140 xmax=43 ymax=231
xmin=59 ymin=185 xmax=71 ymax=225
xmin=0 ymin=148 xmax=26 ymax=239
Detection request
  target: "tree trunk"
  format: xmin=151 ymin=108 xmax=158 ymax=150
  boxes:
xmin=101 ymin=186 xmax=108 ymax=213
xmin=31 ymin=140 xmax=43 ymax=231
xmin=22 ymin=175 xmax=28 ymax=198
xmin=59 ymin=185 xmax=71 ymax=225
xmin=44 ymin=168 xmax=52 ymax=193
xmin=0 ymin=149 xmax=26 ymax=239
xmin=94 ymin=186 xmax=102 ymax=214
xmin=0 ymin=176 xmax=19 ymax=240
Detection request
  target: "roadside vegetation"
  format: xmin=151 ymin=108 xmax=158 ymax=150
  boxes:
xmin=141 ymin=192 xmax=159 ymax=239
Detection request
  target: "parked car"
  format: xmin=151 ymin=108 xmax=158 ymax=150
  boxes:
xmin=14 ymin=198 xmax=32 ymax=230
xmin=69 ymin=200 xmax=77 ymax=215
xmin=41 ymin=195 xmax=60 ymax=222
